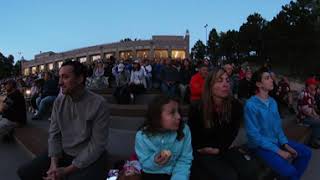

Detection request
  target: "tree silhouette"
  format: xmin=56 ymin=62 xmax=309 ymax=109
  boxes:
xmin=191 ymin=40 xmax=206 ymax=60
xmin=207 ymin=28 xmax=219 ymax=59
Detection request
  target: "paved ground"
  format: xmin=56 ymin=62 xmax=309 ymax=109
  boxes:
xmin=302 ymin=149 xmax=320 ymax=180
xmin=1 ymin=141 xmax=319 ymax=180
xmin=0 ymin=141 xmax=31 ymax=180
xmin=1 ymin=109 xmax=319 ymax=179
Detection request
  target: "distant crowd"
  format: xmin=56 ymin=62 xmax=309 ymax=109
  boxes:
xmin=1 ymin=58 xmax=320 ymax=179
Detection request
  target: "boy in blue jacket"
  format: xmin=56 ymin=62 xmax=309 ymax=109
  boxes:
xmin=244 ymin=68 xmax=311 ymax=180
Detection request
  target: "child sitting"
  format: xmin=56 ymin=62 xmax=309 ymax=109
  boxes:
xmin=135 ymin=95 xmax=193 ymax=180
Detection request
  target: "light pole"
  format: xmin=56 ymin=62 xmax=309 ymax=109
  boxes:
xmin=204 ymin=24 xmax=208 ymax=44
xmin=204 ymin=24 xmax=208 ymax=56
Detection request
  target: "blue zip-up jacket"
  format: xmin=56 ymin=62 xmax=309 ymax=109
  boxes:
xmin=244 ymin=95 xmax=288 ymax=153
xmin=135 ymin=124 xmax=193 ymax=180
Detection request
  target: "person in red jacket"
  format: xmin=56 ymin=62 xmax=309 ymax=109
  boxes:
xmin=189 ymin=64 xmax=209 ymax=102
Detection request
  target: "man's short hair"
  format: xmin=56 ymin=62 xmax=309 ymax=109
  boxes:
xmin=61 ymin=60 xmax=87 ymax=85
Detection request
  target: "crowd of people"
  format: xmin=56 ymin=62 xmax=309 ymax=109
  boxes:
xmin=0 ymin=57 xmax=319 ymax=179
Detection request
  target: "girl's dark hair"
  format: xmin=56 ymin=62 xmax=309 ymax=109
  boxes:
xmin=61 ymin=60 xmax=87 ymax=85
xmin=141 ymin=95 xmax=185 ymax=141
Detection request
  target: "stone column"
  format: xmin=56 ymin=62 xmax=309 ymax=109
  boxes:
xmin=115 ymin=48 xmax=120 ymax=60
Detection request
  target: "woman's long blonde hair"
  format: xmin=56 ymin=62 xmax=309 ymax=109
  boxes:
xmin=202 ymin=69 xmax=233 ymax=128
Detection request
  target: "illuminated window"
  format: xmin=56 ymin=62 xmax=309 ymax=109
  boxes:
xmin=154 ymin=50 xmax=169 ymax=59
xmin=171 ymin=50 xmax=186 ymax=60
xmin=92 ymin=55 xmax=101 ymax=61
xmin=79 ymin=57 xmax=87 ymax=63
xmin=24 ymin=68 xmax=30 ymax=76
xmin=105 ymin=53 xmax=114 ymax=59
xmin=32 ymin=67 xmax=37 ymax=74
xmin=58 ymin=61 xmax=63 ymax=68
xmin=136 ymin=50 xmax=150 ymax=59
xmin=120 ymin=51 xmax=133 ymax=60
xmin=48 ymin=63 xmax=54 ymax=70
xmin=40 ymin=65 xmax=45 ymax=72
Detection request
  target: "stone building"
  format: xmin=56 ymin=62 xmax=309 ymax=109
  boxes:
xmin=21 ymin=31 xmax=190 ymax=76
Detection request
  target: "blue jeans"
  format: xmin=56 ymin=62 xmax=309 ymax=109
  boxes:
xmin=161 ymin=82 xmax=177 ymax=97
xmin=36 ymin=96 xmax=56 ymax=118
xmin=254 ymin=140 xmax=311 ymax=180
xmin=146 ymin=76 xmax=152 ymax=89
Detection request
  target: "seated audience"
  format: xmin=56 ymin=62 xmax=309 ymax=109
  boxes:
xmin=244 ymin=69 xmax=311 ymax=180
xmin=160 ymin=59 xmax=180 ymax=97
xmin=277 ymin=76 xmax=295 ymax=114
xmin=91 ymin=60 xmax=108 ymax=88
xmin=142 ymin=59 xmax=153 ymax=89
xmin=128 ymin=60 xmax=147 ymax=103
xmin=135 ymin=95 xmax=193 ymax=180
xmin=113 ymin=63 xmax=131 ymax=104
xmin=188 ymin=69 xmax=258 ymax=180
xmin=189 ymin=64 xmax=208 ymax=102
xmin=238 ymin=68 xmax=254 ymax=102
xmin=33 ymin=72 xmax=59 ymax=120
xmin=179 ymin=59 xmax=194 ymax=103
xmin=18 ymin=61 xmax=110 ymax=180
xmin=297 ymin=77 xmax=320 ymax=148
xmin=0 ymin=79 xmax=27 ymax=139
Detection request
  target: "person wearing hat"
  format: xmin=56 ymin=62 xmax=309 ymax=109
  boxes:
xmin=115 ymin=63 xmax=130 ymax=86
xmin=0 ymin=79 xmax=27 ymax=139
xmin=113 ymin=63 xmax=131 ymax=104
xmin=128 ymin=60 xmax=146 ymax=102
xmin=297 ymin=77 xmax=320 ymax=148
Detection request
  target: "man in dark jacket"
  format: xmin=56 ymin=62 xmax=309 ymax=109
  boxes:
xmin=238 ymin=69 xmax=254 ymax=101
xmin=33 ymin=72 xmax=59 ymax=120
xmin=160 ymin=59 xmax=181 ymax=97
xmin=0 ymin=79 xmax=27 ymax=138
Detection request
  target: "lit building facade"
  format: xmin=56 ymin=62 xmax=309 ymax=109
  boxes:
xmin=21 ymin=31 xmax=190 ymax=75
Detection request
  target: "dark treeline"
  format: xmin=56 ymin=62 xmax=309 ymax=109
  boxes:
xmin=191 ymin=0 xmax=320 ymax=77
xmin=0 ymin=53 xmax=21 ymax=79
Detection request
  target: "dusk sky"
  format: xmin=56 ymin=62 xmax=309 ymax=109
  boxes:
xmin=0 ymin=0 xmax=292 ymax=61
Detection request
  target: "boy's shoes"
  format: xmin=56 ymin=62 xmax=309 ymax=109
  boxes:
xmin=308 ymin=140 xmax=320 ymax=149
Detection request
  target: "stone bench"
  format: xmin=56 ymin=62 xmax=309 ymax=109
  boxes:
xmin=12 ymin=115 xmax=145 ymax=165
xmin=109 ymin=104 xmax=189 ymax=117
xmin=14 ymin=127 xmax=49 ymax=158
xmin=90 ymin=88 xmax=161 ymax=95
xmin=103 ymin=93 xmax=161 ymax=105
xmin=13 ymin=114 xmax=312 ymax=179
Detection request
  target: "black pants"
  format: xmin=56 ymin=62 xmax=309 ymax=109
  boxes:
xmin=17 ymin=151 xmax=108 ymax=180
xmin=128 ymin=84 xmax=145 ymax=95
xmin=190 ymin=148 xmax=259 ymax=180
xmin=31 ymin=95 xmax=38 ymax=110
